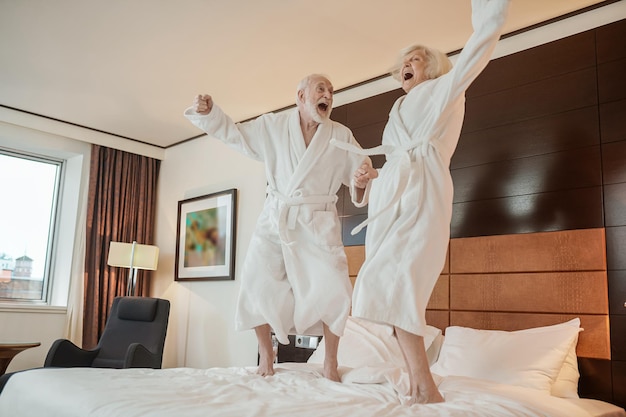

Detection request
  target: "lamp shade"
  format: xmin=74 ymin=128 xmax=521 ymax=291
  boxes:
xmin=107 ymin=241 xmax=159 ymax=270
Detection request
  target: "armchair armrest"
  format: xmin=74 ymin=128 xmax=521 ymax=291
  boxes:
xmin=44 ymin=339 xmax=100 ymax=367
xmin=124 ymin=343 xmax=162 ymax=369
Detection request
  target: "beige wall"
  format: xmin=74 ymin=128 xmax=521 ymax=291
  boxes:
xmin=152 ymin=135 xmax=266 ymax=368
xmin=0 ymin=309 xmax=66 ymax=373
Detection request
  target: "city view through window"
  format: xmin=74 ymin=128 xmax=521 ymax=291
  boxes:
xmin=0 ymin=152 xmax=60 ymax=301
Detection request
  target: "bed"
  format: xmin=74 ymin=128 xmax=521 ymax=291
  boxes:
xmin=0 ymin=316 xmax=624 ymax=417
xmin=1 ymin=228 xmax=624 ymax=416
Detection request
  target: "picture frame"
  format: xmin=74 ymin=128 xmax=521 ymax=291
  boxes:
xmin=175 ymin=188 xmax=237 ymax=281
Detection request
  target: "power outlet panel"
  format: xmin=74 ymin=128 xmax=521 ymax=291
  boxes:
xmin=295 ymin=335 xmax=319 ymax=349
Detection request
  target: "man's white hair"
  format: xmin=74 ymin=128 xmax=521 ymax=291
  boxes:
xmin=295 ymin=73 xmax=332 ymax=102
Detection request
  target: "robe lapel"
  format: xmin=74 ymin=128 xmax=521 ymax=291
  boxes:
xmin=285 ymin=113 xmax=331 ymax=194
xmin=388 ymin=97 xmax=414 ymax=145
xmin=288 ymin=109 xmax=307 ymax=163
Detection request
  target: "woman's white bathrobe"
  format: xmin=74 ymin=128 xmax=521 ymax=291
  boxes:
xmin=185 ymin=106 xmax=369 ymax=344
xmin=350 ymin=0 xmax=510 ymax=336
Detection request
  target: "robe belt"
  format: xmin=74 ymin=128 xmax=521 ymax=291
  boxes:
xmin=267 ymin=188 xmax=338 ymax=245
xmin=330 ymin=138 xmax=429 ymax=235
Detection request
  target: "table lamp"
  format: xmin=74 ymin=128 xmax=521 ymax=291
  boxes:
xmin=107 ymin=241 xmax=159 ymax=296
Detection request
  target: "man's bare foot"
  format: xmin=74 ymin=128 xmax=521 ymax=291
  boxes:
xmin=321 ymin=323 xmax=341 ymax=382
xmin=254 ymin=324 xmax=275 ymax=377
xmin=257 ymin=353 xmax=275 ymax=376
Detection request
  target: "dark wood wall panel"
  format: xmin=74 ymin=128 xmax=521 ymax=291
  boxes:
xmin=602 ymin=139 xmax=626 ymax=183
xmin=451 ymin=187 xmax=603 ymax=238
xmin=468 ymin=31 xmax=596 ymax=97
xmin=605 ymin=182 xmax=626 ymax=226
xmin=330 ymin=105 xmax=347 ymax=125
xmin=599 ymin=23 xmax=626 ymax=405
xmin=579 ymin=358 xmax=613 ymax=403
xmin=611 ymin=315 xmax=626 ymax=360
xmin=352 ymin=120 xmax=387 ymax=168
xmin=344 ymin=90 xmax=403 ymax=129
xmin=614 ymin=361 xmax=626 ymax=408
xmin=599 ymin=22 xmax=626 ymax=392
xmin=600 ymin=99 xmax=626 ymax=144
xmin=598 ymin=57 xmax=626 ymax=103
xmin=452 ymin=146 xmax=602 ymax=203
xmin=596 ymin=18 xmax=626 ymax=63
xmin=452 ymin=106 xmax=599 ymax=170
xmin=462 ymin=68 xmax=597 ymax=133
xmin=609 ymin=270 xmax=626 ymax=316
xmin=606 ymin=226 xmax=626 ymax=271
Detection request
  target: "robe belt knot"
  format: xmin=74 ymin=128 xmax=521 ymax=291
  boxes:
xmin=267 ymin=188 xmax=338 ymax=245
xmin=330 ymin=138 xmax=430 ymax=235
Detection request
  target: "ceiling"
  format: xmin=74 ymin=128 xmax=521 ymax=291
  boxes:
xmin=0 ymin=0 xmax=616 ymax=149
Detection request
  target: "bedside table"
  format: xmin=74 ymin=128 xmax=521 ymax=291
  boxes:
xmin=0 ymin=342 xmax=41 ymax=375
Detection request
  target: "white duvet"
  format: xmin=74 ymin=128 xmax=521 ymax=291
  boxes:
xmin=0 ymin=363 xmax=612 ymax=417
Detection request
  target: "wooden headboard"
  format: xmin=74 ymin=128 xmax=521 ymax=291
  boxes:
xmin=345 ymin=228 xmax=610 ymax=360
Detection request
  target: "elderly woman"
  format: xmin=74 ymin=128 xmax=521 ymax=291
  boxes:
xmin=340 ymin=0 xmax=511 ymax=405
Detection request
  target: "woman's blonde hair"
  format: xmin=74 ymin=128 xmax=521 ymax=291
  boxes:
xmin=390 ymin=44 xmax=452 ymax=82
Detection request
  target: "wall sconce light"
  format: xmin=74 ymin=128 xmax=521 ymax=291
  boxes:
xmin=107 ymin=241 xmax=159 ymax=296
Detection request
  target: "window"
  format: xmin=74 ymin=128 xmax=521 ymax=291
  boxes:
xmin=0 ymin=115 xmax=92 ymax=309
xmin=0 ymin=151 xmax=61 ymax=302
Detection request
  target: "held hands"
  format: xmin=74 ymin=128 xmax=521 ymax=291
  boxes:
xmin=194 ymin=94 xmax=213 ymax=115
xmin=353 ymin=162 xmax=378 ymax=189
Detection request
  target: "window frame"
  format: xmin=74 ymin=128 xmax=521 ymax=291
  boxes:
xmin=0 ymin=120 xmax=91 ymax=309
xmin=0 ymin=149 xmax=64 ymax=303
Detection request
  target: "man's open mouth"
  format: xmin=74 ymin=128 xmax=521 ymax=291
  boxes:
xmin=318 ymin=103 xmax=329 ymax=111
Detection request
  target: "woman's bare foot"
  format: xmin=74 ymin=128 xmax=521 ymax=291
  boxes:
xmin=394 ymin=326 xmax=445 ymax=404
xmin=324 ymin=361 xmax=340 ymax=382
xmin=412 ymin=386 xmax=444 ymax=404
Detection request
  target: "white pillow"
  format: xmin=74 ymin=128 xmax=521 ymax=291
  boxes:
xmin=430 ymin=318 xmax=581 ymax=394
xmin=551 ymin=327 xmax=581 ymax=398
xmin=427 ymin=333 xmax=444 ymax=366
xmin=307 ymin=316 xmax=442 ymax=368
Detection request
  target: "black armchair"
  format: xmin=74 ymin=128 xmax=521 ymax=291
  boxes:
xmin=44 ymin=296 xmax=170 ymax=369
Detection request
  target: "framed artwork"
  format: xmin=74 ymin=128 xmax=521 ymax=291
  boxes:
xmin=175 ymin=188 xmax=237 ymax=281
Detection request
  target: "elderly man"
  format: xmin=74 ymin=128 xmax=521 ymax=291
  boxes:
xmin=185 ymin=74 xmax=377 ymax=381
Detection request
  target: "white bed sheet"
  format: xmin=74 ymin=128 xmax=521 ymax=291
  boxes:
xmin=0 ymin=363 xmax=623 ymax=417
xmin=566 ymin=398 xmax=626 ymax=417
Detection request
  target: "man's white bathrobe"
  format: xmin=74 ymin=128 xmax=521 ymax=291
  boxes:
xmin=350 ymin=0 xmax=510 ymax=337
xmin=185 ymin=106 xmax=369 ymax=344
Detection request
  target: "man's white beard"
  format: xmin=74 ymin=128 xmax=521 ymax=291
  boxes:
xmin=305 ymin=99 xmax=331 ymax=124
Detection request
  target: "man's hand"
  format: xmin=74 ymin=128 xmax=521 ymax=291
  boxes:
xmin=194 ymin=94 xmax=213 ymax=115
xmin=354 ymin=162 xmax=378 ymax=189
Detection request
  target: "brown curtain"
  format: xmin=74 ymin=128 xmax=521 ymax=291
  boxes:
xmin=83 ymin=145 xmax=160 ymax=349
